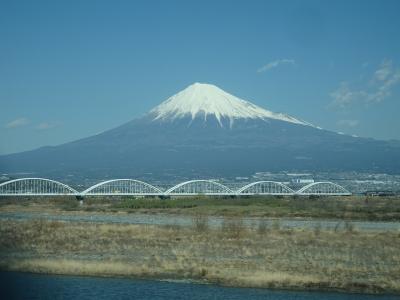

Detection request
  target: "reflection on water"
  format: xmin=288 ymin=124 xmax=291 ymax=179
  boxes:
xmin=0 ymin=272 xmax=398 ymax=300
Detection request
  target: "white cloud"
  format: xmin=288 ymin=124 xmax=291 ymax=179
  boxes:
xmin=330 ymin=59 xmax=400 ymax=108
xmin=257 ymin=59 xmax=295 ymax=73
xmin=337 ymin=119 xmax=359 ymax=127
xmin=329 ymin=82 xmax=366 ymax=108
xmin=373 ymin=59 xmax=392 ymax=81
xmin=36 ymin=122 xmax=59 ymax=130
xmin=367 ymin=70 xmax=400 ymax=103
xmin=5 ymin=117 xmax=29 ymax=129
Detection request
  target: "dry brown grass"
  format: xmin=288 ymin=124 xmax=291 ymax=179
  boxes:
xmin=0 ymin=218 xmax=399 ymax=294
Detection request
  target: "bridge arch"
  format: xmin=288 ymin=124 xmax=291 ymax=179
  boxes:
xmin=296 ymin=181 xmax=351 ymax=195
xmin=0 ymin=178 xmax=78 ymax=195
xmin=237 ymin=181 xmax=294 ymax=195
xmin=82 ymin=179 xmax=162 ymax=195
xmin=165 ymin=180 xmax=233 ymax=195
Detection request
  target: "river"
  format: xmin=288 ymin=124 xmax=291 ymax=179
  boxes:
xmin=0 ymin=211 xmax=399 ymax=231
xmin=0 ymin=272 xmax=398 ymax=300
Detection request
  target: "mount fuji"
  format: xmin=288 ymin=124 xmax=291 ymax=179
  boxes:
xmin=1 ymin=83 xmax=400 ymax=179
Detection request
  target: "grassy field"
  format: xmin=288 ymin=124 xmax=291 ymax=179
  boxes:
xmin=0 ymin=218 xmax=399 ymax=293
xmin=1 ymin=195 xmax=400 ymax=221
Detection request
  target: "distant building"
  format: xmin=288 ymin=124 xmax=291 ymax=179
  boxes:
xmin=364 ymin=191 xmax=396 ymax=196
xmin=291 ymin=179 xmax=315 ymax=184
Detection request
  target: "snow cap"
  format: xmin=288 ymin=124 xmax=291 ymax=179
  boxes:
xmin=150 ymin=83 xmax=311 ymax=126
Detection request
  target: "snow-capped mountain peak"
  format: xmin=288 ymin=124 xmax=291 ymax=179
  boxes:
xmin=149 ymin=82 xmax=311 ymax=127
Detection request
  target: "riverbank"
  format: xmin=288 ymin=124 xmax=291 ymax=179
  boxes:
xmin=0 ymin=218 xmax=399 ymax=294
xmin=1 ymin=195 xmax=400 ymax=221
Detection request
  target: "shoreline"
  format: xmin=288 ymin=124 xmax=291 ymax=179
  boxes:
xmin=1 ymin=262 xmax=397 ymax=295
xmin=1 ymin=218 xmax=399 ymax=295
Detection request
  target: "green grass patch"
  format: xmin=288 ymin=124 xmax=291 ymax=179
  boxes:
xmin=2 ymin=195 xmax=400 ymax=221
xmin=114 ymin=198 xmax=198 ymax=209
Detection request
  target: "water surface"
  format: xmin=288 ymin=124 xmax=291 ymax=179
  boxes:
xmin=0 ymin=211 xmax=399 ymax=231
xmin=0 ymin=272 xmax=398 ymax=300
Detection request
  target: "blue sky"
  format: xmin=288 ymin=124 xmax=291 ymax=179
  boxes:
xmin=1 ymin=0 xmax=400 ymax=154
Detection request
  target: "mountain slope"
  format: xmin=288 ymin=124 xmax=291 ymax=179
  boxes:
xmin=1 ymin=83 xmax=400 ymax=179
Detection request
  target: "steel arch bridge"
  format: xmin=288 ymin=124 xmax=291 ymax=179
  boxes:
xmin=296 ymin=182 xmax=351 ymax=196
xmin=165 ymin=180 xmax=234 ymax=196
xmin=81 ymin=179 xmax=162 ymax=196
xmin=0 ymin=178 xmax=78 ymax=196
xmin=0 ymin=178 xmax=351 ymax=196
xmin=237 ymin=181 xmax=295 ymax=195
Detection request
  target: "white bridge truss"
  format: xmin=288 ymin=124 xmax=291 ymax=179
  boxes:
xmin=0 ymin=178 xmax=351 ymax=197
xmin=82 ymin=179 xmax=162 ymax=196
xmin=0 ymin=178 xmax=78 ymax=196
xmin=296 ymin=182 xmax=351 ymax=196
xmin=165 ymin=180 xmax=234 ymax=196
xmin=237 ymin=181 xmax=295 ymax=195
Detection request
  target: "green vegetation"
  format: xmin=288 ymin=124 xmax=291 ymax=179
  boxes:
xmin=1 ymin=195 xmax=400 ymax=221
xmin=115 ymin=197 xmax=198 ymax=209
xmin=0 ymin=218 xmax=399 ymax=294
